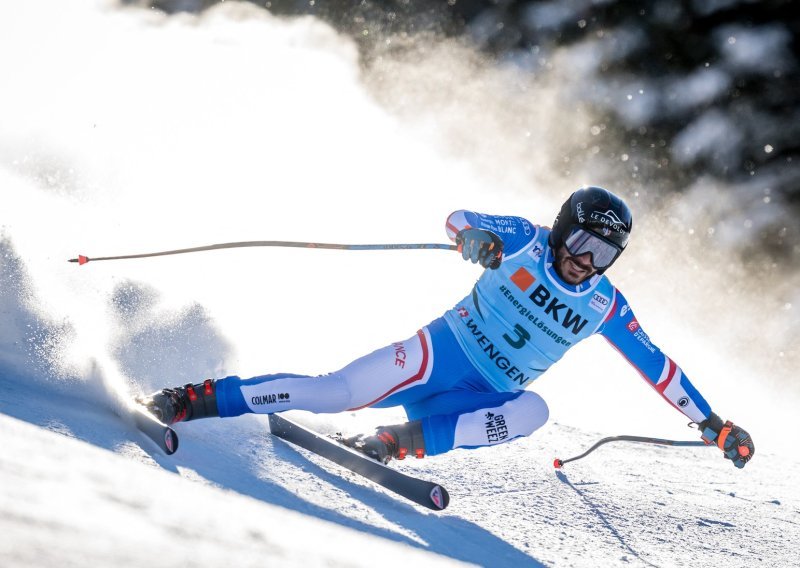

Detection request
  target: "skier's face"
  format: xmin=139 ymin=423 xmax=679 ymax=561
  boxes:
xmin=555 ymin=245 xmax=597 ymax=284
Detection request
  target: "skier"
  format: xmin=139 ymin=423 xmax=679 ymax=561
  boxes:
xmin=144 ymin=186 xmax=754 ymax=468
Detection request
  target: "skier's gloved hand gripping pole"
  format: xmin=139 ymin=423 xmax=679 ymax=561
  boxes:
xmin=698 ymin=412 xmax=754 ymax=469
xmin=455 ymin=228 xmax=504 ymax=269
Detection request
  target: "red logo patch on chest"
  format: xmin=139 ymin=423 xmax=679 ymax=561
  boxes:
xmin=510 ymin=267 xmax=536 ymax=292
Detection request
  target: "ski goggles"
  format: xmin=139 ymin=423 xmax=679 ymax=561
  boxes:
xmin=563 ymin=227 xmax=623 ymax=269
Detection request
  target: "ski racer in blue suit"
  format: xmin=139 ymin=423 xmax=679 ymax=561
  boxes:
xmin=145 ymin=186 xmax=754 ymax=469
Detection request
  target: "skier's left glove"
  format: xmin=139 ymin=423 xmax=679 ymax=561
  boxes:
xmin=698 ymin=412 xmax=754 ymax=469
xmin=456 ymin=228 xmax=504 ymax=269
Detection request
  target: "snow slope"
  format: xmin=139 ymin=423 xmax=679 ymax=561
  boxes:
xmin=0 ymin=413 xmax=465 ymax=568
xmin=2 ymin=1 xmax=799 ymax=566
xmin=2 ymin=363 xmax=798 ymax=568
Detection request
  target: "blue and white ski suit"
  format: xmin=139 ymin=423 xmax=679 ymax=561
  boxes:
xmin=214 ymin=211 xmax=712 ymax=455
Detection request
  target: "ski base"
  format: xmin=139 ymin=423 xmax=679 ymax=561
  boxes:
xmin=131 ymin=403 xmax=179 ymax=455
xmin=268 ymin=414 xmax=449 ymax=511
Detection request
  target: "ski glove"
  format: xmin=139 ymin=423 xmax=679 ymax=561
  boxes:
xmin=456 ymin=228 xmax=504 ymax=269
xmin=699 ymin=412 xmax=754 ymax=469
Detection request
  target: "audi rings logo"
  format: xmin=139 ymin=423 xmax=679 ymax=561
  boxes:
xmin=677 ymin=397 xmax=689 ymax=408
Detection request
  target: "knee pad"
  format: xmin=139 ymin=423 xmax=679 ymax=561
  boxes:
xmin=452 ymin=391 xmax=549 ymax=449
xmin=508 ymin=391 xmax=549 ymax=436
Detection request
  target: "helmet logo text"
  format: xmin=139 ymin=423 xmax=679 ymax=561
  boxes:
xmin=576 ymin=202 xmax=586 ymax=224
xmin=590 ymin=209 xmax=625 ymax=233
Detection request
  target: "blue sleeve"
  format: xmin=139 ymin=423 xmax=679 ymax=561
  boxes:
xmin=445 ymin=210 xmax=537 ymax=256
xmin=596 ymin=289 xmax=712 ymax=423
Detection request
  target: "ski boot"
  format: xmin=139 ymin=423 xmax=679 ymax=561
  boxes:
xmin=343 ymin=421 xmax=426 ymax=464
xmin=139 ymin=379 xmax=219 ymax=425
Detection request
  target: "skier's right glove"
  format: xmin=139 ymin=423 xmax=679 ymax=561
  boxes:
xmin=455 ymin=228 xmax=504 ymax=269
xmin=698 ymin=412 xmax=754 ymax=469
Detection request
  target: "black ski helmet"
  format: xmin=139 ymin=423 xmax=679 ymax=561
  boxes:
xmin=549 ymin=186 xmax=633 ymax=273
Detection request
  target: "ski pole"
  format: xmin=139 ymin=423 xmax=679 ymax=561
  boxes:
xmin=553 ymin=435 xmax=709 ymax=468
xmin=68 ymin=240 xmax=458 ymax=265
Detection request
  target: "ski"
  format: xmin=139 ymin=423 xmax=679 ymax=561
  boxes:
xmin=131 ymin=402 xmax=179 ymax=455
xmin=267 ymin=414 xmax=449 ymax=511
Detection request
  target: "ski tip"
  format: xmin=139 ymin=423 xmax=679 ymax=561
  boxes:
xmin=553 ymin=458 xmax=563 ymax=469
xmin=430 ymin=485 xmax=450 ymax=510
xmin=164 ymin=428 xmax=179 ymax=455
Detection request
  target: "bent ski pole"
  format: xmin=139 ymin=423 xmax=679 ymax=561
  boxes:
xmin=553 ymin=435 xmax=708 ymax=468
xmin=68 ymin=240 xmax=458 ymax=265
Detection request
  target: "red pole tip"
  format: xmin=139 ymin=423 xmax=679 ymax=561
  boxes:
xmin=553 ymin=458 xmax=562 ymax=469
xmin=78 ymin=255 xmax=89 ymax=265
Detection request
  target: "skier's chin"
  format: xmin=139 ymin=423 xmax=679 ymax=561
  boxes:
xmin=561 ymin=271 xmax=591 ymax=285
xmin=557 ymin=255 xmax=596 ymax=285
